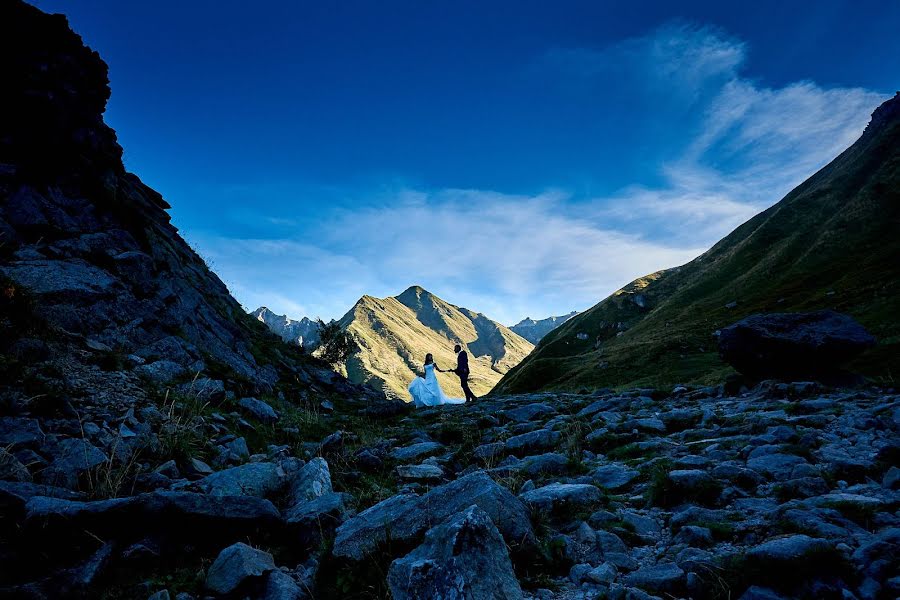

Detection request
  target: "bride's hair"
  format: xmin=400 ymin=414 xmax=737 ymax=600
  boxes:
xmin=424 ymin=353 xmax=434 ymax=365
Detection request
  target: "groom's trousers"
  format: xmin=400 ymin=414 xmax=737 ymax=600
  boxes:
xmin=456 ymin=369 xmax=477 ymax=401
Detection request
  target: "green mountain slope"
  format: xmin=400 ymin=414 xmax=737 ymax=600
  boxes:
xmin=496 ymin=92 xmax=900 ymax=394
xmin=339 ymin=286 xmax=534 ymax=399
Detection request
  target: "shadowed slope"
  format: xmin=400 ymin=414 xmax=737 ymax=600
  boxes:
xmin=497 ymin=93 xmax=900 ymax=393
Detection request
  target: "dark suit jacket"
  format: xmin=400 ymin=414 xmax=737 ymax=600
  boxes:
xmin=455 ymin=350 xmax=469 ymax=376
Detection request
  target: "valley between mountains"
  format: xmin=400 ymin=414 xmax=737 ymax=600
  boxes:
xmin=0 ymin=3 xmax=898 ymax=600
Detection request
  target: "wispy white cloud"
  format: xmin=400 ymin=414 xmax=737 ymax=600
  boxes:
xmin=186 ymin=22 xmax=887 ymax=326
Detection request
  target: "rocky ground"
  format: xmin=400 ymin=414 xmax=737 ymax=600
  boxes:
xmin=1 ymin=375 xmax=897 ymax=599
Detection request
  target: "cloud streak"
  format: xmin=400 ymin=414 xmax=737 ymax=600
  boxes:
xmin=185 ymin=22 xmax=887 ymax=326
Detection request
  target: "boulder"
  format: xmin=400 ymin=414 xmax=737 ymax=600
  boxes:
xmin=389 ymin=441 xmax=444 ymax=461
xmin=205 ymin=542 xmax=275 ymax=595
xmin=746 ymin=534 xmax=834 ymax=572
xmin=41 ymin=438 xmax=108 ymax=488
xmin=197 ymin=462 xmax=286 ymax=498
xmin=396 ymin=463 xmax=443 ymax=481
xmin=747 ymin=454 xmax=807 ymax=480
xmin=505 ymin=429 xmax=561 ymax=455
xmin=520 ymin=483 xmax=602 ymax=513
xmin=239 ymin=397 xmax=279 ymax=423
xmin=718 ymin=311 xmax=876 ymax=379
xmin=136 ymin=360 xmax=187 ymax=384
xmin=517 ymin=453 xmax=569 ymax=477
xmin=592 ymin=464 xmax=640 ymax=491
xmin=622 ymin=563 xmax=684 ymax=595
xmin=503 ymin=403 xmax=555 ymax=423
xmin=333 ymin=472 xmax=535 ymax=561
xmin=287 ymin=457 xmax=332 ymax=506
xmin=0 ymin=417 xmax=44 ymax=447
xmin=387 ymin=505 xmax=523 ymax=600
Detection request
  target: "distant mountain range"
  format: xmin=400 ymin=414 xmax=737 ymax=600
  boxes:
xmin=510 ymin=312 xmax=578 ymax=344
xmin=496 ymin=92 xmax=900 ymax=394
xmin=253 ymin=287 xmax=535 ymax=399
xmin=250 ymin=307 xmax=320 ymax=348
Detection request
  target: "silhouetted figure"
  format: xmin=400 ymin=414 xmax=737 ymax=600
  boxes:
xmin=450 ymin=344 xmax=477 ymax=402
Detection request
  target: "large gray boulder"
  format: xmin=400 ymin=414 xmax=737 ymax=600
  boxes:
xmin=592 ymin=464 xmax=640 ymax=491
xmin=0 ymin=417 xmax=44 ymax=447
xmin=41 ymin=438 xmax=108 ymax=488
xmin=239 ymin=397 xmax=279 ymax=423
xmin=205 ymin=542 xmax=275 ymax=595
xmin=718 ymin=310 xmax=876 ymax=379
xmin=505 ymin=429 xmax=561 ymax=455
xmin=287 ymin=457 xmax=332 ymax=506
xmin=333 ymin=472 xmax=535 ymax=561
xmin=520 ymin=483 xmax=602 ymax=513
xmin=197 ymin=462 xmax=286 ymax=498
xmin=387 ymin=505 xmax=523 ymax=600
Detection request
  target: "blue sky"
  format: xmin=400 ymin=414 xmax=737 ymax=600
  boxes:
xmin=32 ymin=0 xmax=898 ymax=324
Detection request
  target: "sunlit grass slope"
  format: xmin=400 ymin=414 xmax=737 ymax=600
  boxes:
xmin=339 ymin=286 xmax=534 ymax=399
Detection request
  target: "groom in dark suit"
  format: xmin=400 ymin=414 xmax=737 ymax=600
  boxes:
xmin=451 ymin=344 xmax=478 ymax=402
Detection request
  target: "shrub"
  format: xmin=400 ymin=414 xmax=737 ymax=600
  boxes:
xmin=315 ymin=319 xmax=356 ymax=367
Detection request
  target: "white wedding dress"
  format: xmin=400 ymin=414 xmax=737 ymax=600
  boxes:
xmin=408 ymin=364 xmax=465 ymax=407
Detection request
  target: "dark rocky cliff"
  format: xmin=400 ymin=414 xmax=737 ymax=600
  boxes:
xmin=0 ymin=0 xmax=278 ymax=386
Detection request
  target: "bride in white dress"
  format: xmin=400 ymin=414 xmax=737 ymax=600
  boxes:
xmin=408 ymin=353 xmax=466 ymax=407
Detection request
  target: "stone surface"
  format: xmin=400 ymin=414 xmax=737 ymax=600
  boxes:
xmin=718 ymin=310 xmax=876 ymax=379
xmin=205 ymin=542 xmax=275 ymax=595
xmin=387 ymin=505 xmax=523 ymax=600
xmin=520 ymin=483 xmax=602 ymax=512
xmin=333 ymin=472 xmax=535 ymax=561
xmin=239 ymin=397 xmax=279 ymax=423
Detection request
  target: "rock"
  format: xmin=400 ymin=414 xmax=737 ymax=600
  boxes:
xmin=586 ymin=562 xmax=617 ymax=585
xmin=197 ymin=462 xmax=285 ymax=498
xmin=473 ymin=442 xmax=506 ymax=462
xmin=25 ymin=491 xmax=280 ymax=541
xmin=739 ymin=587 xmax=789 ymax=600
xmin=285 ymin=491 xmax=350 ymax=547
xmin=658 ymin=469 xmax=721 ymax=506
xmin=396 ymin=463 xmax=443 ymax=481
xmin=176 ymin=377 xmax=225 ymax=401
xmin=592 ymin=464 xmax=639 ymax=491
xmin=205 ymin=542 xmax=275 ymax=595
xmin=333 ymin=472 xmax=535 ymax=561
xmin=41 ymin=438 xmax=108 ymax=488
xmin=616 ymin=417 xmax=666 ymax=433
xmin=0 ymin=417 xmax=44 ymax=447
xmin=0 ymin=448 xmax=32 ymax=482
xmin=389 ymin=441 xmax=444 ymax=461
xmin=505 ymin=429 xmax=561 ymax=455
xmin=747 ymin=454 xmax=808 ymax=480
xmin=287 ymin=457 xmax=332 ymax=506
xmin=263 ymin=570 xmax=304 ymax=600
xmin=239 ymin=397 xmax=279 ymax=423
xmin=188 ymin=457 xmax=214 ymax=476
xmin=136 ymin=360 xmax=187 ymax=384
xmin=674 ymin=525 xmax=713 ymax=547
xmin=718 ymin=310 xmax=876 ymax=379
xmin=517 ymin=453 xmax=569 ymax=477
xmin=622 ymin=563 xmax=684 ymax=595
xmin=520 ymin=483 xmax=602 ymax=513
xmin=387 ymin=505 xmax=523 ymax=600
xmin=746 ymin=534 xmax=833 ymax=570
xmin=503 ymin=402 xmax=555 ymax=423
xmin=883 ymin=466 xmax=900 ymax=490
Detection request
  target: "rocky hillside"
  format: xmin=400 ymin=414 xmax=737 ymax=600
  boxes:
xmin=339 ymin=285 xmax=534 ymax=399
xmin=497 ymin=92 xmax=900 ymax=394
xmin=250 ymin=307 xmax=320 ymax=348
xmin=512 ymin=311 xmax=579 ymax=344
